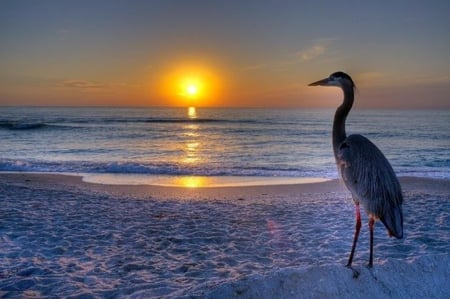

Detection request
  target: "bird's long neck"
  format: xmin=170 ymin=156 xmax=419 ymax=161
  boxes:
xmin=333 ymin=84 xmax=354 ymax=158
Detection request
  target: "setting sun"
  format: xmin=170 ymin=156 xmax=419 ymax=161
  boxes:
xmin=158 ymin=62 xmax=222 ymax=107
xmin=179 ymin=78 xmax=202 ymax=99
xmin=186 ymin=84 xmax=198 ymax=97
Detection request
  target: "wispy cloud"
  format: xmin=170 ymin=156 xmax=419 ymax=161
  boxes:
xmin=60 ymin=80 xmax=105 ymax=89
xmin=57 ymin=80 xmax=112 ymax=94
xmin=293 ymin=38 xmax=339 ymax=62
xmin=239 ymin=37 xmax=339 ymax=73
xmin=57 ymin=79 xmax=142 ymax=95
xmin=294 ymin=45 xmax=326 ymax=61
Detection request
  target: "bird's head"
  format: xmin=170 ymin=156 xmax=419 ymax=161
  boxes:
xmin=308 ymin=71 xmax=355 ymax=89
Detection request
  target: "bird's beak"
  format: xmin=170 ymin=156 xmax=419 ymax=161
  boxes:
xmin=308 ymin=77 xmax=330 ymax=86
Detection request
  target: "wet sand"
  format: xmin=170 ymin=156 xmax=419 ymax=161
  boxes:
xmin=1 ymin=173 xmax=449 ymax=298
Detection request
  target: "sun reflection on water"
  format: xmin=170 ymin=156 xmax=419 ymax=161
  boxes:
xmin=184 ymin=142 xmax=200 ymax=163
xmin=182 ymin=106 xmax=202 ymax=165
xmin=175 ymin=176 xmax=207 ymax=188
xmin=184 ymin=124 xmax=199 ymax=136
xmin=188 ymin=106 xmax=197 ymax=119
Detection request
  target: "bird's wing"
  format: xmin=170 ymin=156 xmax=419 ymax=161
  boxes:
xmin=337 ymin=134 xmax=403 ymax=238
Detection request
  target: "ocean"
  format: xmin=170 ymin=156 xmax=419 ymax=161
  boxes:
xmin=0 ymin=107 xmax=449 ymax=185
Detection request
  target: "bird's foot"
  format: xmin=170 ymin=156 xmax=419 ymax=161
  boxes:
xmin=345 ymin=264 xmax=360 ymax=279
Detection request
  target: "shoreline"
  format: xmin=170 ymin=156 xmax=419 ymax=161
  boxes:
xmin=1 ymin=170 xmax=448 ymax=191
xmin=0 ymin=172 xmax=448 ymax=204
xmin=1 ymin=172 xmax=350 ymax=204
xmin=1 ymin=171 xmax=333 ymax=188
xmin=1 ymin=172 xmax=449 ymax=298
xmin=81 ymin=173 xmax=332 ymax=188
xmin=1 ymin=171 xmax=448 ymax=205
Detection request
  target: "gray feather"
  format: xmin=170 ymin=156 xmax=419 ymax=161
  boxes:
xmin=337 ymin=134 xmax=403 ymax=238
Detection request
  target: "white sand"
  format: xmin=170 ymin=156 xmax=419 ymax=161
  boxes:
xmin=0 ymin=173 xmax=449 ymax=298
xmin=190 ymin=254 xmax=449 ymax=299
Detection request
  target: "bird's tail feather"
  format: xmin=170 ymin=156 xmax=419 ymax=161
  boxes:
xmin=381 ymin=205 xmax=403 ymax=239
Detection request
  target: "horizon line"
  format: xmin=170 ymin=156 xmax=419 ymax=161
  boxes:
xmin=1 ymin=105 xmax=449 ymax=111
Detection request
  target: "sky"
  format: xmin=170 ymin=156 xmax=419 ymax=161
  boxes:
xmin=1 ymin=0 xmax=449 ymax=108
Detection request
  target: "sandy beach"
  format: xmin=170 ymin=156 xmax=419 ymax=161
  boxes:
xmin=1 ymin=173 xmax=449 ymax=298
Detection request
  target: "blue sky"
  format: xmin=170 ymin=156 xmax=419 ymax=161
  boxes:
xmin=1 ymin=0 xmax=449 ymax=108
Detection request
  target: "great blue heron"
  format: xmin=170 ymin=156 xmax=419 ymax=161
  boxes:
xmin=309 ymin=71 xmax=403 ymax=268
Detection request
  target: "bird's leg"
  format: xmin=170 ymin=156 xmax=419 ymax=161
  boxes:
xmin=368 ymin=216 xmax=375 ymax=268
xmin=346 ymin=202 xmax=361 ymax=267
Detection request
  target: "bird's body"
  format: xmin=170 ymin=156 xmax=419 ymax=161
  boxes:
xmin=336 ymin=134 xmax=403 ymax=238
xmin=309 ymin=71 xmax=403 ymax=267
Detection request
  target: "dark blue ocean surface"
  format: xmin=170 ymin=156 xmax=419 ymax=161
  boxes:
xmin=0 ymin=107 xmax=449 ymax=179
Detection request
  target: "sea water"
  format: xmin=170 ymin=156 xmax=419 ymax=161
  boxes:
xmin=0 ymin=107 xmax=449 ymax=184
